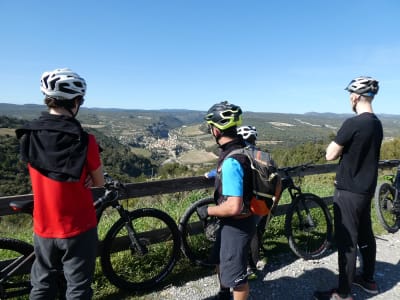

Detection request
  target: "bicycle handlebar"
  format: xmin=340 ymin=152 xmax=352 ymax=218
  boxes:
xmin=278 ymin=162 xmax=314 ymax=175
xmin=93 ymin=173 xmax=126 ymax=209
xmin=379 ymin=159 xmax=400 ymax=167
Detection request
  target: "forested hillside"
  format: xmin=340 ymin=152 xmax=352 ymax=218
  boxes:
xmin=0 ymin=116 xmax=157 ymax=196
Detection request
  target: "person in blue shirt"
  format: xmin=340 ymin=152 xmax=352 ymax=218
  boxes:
xmin=197 ymin=101 xmax=257 ymax=300
xmin=205 ymin=125 xmax=270 ymax=279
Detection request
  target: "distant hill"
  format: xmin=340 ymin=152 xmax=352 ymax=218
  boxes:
xmin=1 ymin=103 xmax=399 ymax=149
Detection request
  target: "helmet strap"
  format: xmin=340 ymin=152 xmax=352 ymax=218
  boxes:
xmin=210 ymin=126 xmax=223 ymax=144
xmin=66 ymin=100 xmax=81 ymax=118
xmin=350 ymin=93 xmax=360 ymax=114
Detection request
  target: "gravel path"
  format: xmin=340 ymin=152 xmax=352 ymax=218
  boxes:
xmin=140 ymin=230 xmax=400 ymax=300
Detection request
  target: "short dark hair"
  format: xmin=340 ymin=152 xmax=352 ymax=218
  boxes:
xmin=44 ymin=96 xmax=83 ymax=109
xmin=221 ymin=126 xmax=238 ymax=138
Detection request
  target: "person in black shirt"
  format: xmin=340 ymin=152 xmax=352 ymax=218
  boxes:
xmin=314 ymin=77 xmax=383 ymax=300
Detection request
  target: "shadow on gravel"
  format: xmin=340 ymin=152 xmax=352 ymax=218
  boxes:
xmin=370 ymin=259 xmax=400 ymax=297
xmin=246 ymin=259 xmax=400 ymax=300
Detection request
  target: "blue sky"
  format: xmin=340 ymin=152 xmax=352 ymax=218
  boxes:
xmin=1 ymin=1 xmax=399 ymax=114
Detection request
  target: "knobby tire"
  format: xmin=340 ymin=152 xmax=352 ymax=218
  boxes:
xmin=178 ymin=197 xmax=217 ymax=267
xmin=100 ymin=208 xmax=180 ymax=291
xmin=285 ymin=193 xmax=333 ymax=260
xmin=375 ymin=182 xmax=400 ymax=233
xmin=0 ymin=238 xmax=34 ymax=299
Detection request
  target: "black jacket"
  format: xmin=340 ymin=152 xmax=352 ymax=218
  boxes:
xmin=15 ymin=112 xmax=89 ymax=182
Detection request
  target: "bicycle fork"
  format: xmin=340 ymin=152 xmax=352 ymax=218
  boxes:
xmin=114 ymin=205 xmax=149 ymax=256
xmin=296 ymin=198 xmax=316 ymax=230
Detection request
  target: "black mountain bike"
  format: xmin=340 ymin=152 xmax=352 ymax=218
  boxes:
xmin=179 ymin=163 xmax=333 ymax=267
xmin=0 ymin=174 xmax=180 ymax=298
xmin=374 ymin=159 xmax=400 ymax=233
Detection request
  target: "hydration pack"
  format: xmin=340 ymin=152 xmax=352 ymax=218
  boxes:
xmin=226 ymin=146 xmax=282 ymax=216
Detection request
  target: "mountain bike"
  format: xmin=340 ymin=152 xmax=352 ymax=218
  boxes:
xmin=178 ymin=163 xmax=333 ymax=267
xmin=374 ymin=159 xmax=400 ymax=233
xmin=0 ymin=174 xmax=180 ymax=298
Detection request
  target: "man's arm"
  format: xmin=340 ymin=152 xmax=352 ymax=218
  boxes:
xmin=326 ymin=141 xmax=343 ymax=161
xmin=89 ymin=165 xmax=105 ymax=187
xmin=208 ymin=196 xmax=243 ymax=217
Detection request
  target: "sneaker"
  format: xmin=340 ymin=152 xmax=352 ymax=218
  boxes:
xmin=313 ymin=289 xmax=353 ymax=300
xmin=352 ymin=275 xmax=379 ymax=294
xmin=256 ymin=258 xmax=267 ymax=270
xmin=247 ymin=272 xmax=257 ymax=280
xmin=246 ymin=267 xmax=258 ymax=280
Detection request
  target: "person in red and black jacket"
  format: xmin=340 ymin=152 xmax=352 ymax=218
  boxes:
xmin=16 ymin=68 xmax=104 ymax=300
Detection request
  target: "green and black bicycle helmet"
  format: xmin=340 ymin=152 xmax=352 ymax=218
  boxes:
xmin=205 ymin=101 xmax=243 ymax=130
xmin=345 ymin=76 xmax=379 ymax=97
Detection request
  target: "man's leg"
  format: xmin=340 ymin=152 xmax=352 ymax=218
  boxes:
xmin=334 ymin=190 xmax=359 ymax=296
xmin=233 ymin=283 xmax=249 ymax=300
xmin=59 ymin=228 xmax=98 ymax=300
xmin=357 ymin=197 xmax=376 ymax=280
xmin=30 ymin=235 xmax=58 ymax=300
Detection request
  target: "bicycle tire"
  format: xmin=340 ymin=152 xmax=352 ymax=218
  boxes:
xmin=178 ymin=197 xmax=217 ymax=267
xmin=374 ymin=182 xmax=399 ymax=233
xmin=100 ymin=208 xmax=180 ymax=291
xmin=285 ymin=193 xmax=333 ymax=260
xmin=0 ymin=238 xmax=34 ymax=299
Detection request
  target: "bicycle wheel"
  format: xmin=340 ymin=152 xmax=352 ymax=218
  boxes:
xmin=374 ymin=182 xmax=399 ymax=233
xmin=100 ymin=208 xmax=180 ymax=291
xmin=178 ymin=197 xmax=217 ymax=267
xmin=0 ymin=238 xmax=34 ymax=298
xmin=285 ymin=193 xmax=333 ymax=260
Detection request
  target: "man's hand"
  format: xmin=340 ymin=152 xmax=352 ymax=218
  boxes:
xmin=196 ymin=205 xmax=209 ymax=220
xmin=84 ymin=174 xmax=93 ymax=188
xmin=204 ymin=169 xmax=217 ymax=179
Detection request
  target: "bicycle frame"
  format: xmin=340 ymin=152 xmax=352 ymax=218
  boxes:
xmin=3 ymin=174 xmax=148 ymax=295
xmin=279 ymin=163 xmax=312 ymax=204
xmin=94 ymin=178 xmax=149 ymax=256
xmin=0 ymin=250 xmax=34 ymax=284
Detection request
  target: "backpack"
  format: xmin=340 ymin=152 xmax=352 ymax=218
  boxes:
xmin=226 ymin=146 xmax=282 ymax=216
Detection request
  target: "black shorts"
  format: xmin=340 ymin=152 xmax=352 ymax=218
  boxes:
xmin=210 ymin=216 xmax=256 ymax=288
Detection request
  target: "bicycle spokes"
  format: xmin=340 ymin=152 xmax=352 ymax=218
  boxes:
xmin=295 ymin=202 xmax=316 ymax=231
xmin=286 ymin=194 xmax=332 ymax=259
xmin=101 ymin=209 xmax=180 ymax=290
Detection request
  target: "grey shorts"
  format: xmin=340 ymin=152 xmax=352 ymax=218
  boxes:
xmin=211 ymin=216 xmax=256 ymax=288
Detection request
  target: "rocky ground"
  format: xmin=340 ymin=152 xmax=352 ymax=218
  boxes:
xmin=140 ymin=230 xmax=400 ymax=300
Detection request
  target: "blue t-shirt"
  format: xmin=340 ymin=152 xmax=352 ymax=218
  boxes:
xmin=221 ymin=157 xmax=244 ymax=197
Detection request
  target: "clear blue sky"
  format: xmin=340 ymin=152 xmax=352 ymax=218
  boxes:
xmin=1 ymin=0 xmax=399 ymax=114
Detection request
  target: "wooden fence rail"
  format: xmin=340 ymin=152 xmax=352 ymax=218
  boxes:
xmin=1 ymin=161 xmax=398 ymax=218
xmin=0 ymin=160 xmax=398 ymax=272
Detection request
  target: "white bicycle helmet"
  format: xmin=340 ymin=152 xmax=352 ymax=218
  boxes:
xmin=40 ymin=68 xmax=86 ymax=100
xmin=345 ymin=76 xmax=379 ymax=97
xmin=237 ymin=125 xmax=257 ymax=141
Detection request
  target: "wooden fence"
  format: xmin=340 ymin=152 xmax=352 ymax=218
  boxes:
xmin=1 ymin=161 xmax=398 ymax=218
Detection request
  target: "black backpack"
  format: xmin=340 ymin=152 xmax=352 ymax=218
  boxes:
xmin=226 ymin=146 xmax=282 ymax=216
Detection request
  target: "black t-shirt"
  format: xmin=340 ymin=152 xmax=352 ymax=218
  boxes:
xmin=334 ymin=112 xmax=383 ymax=195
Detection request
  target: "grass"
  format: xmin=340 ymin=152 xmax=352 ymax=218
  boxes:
xmin=0 ymin=175 xmax=392 ymax=299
